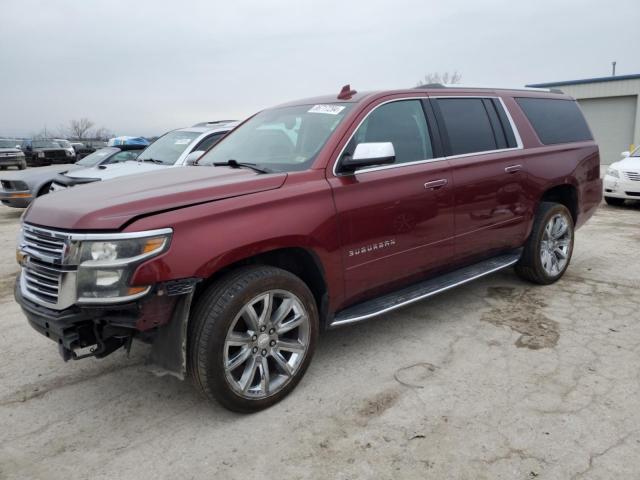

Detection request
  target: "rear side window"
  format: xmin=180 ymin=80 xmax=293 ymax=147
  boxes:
xmin=516 ymin=98 xmax=593 ymax=145
xmin=347 ymin=100 xmax=434 ymax=164
xmin=435 ymin=98 xmax=498 ymax=155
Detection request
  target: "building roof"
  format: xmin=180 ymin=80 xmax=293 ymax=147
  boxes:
xmin=527 ymin=73 xmax=640 ymax=88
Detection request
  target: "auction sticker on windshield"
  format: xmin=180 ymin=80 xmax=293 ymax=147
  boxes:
xmin=308 ymin=105 xmax=346 ymax=115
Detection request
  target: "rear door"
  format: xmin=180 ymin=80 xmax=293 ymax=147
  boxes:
xmin=431 ymin=96 xmax=528 ymax=262
xmin=327 ymin=98 xmax=455 ymax=303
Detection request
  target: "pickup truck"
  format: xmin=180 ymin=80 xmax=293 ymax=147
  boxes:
xmin=15 ymin=85 xmax=602 ymax=412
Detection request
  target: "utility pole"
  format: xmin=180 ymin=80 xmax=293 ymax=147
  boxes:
xmin=612 ymin=61 xmax=617 ymax=76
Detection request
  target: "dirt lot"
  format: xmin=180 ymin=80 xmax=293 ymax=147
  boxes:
xmin=0 ymin=203 xmax=639 ymax=480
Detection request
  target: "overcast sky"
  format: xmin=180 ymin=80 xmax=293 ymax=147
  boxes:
xmin=1 ymin=0 xmax=639 ymax=138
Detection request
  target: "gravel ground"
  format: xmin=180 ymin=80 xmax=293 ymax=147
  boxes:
xmin=0 ymin=202 xmax=639 ymax=480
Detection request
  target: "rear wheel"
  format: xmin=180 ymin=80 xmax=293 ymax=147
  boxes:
xmin=604 ymin=196 xmax=625 ymax=207
xmin=516 ymin=202 xmax=574 ymax=285
xmin=188 ymin=266 xmax=318 ymax=412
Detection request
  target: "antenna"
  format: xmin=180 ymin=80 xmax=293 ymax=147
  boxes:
xmin=612 ymin=61 xmax=617 ymax=76
xmin=337 ymin=84 xmax=357 ymax=100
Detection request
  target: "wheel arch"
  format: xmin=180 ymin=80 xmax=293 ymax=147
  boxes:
xmin=538 ymin=183 xmax=579 ymax=224
xmin=193 ymin=245 xmax=331 ymax=328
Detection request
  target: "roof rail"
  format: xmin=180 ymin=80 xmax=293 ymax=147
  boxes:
xmin=413 ymin=83 xmax=564 ymax=94
xmin=414 ymin=83 xmax=445 ymax=89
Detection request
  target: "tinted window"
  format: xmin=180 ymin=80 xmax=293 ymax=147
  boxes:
xmin=436 ymin=98 xmax=497 ymax=155
xmin=516 ymin=98 xmax=592 ymax=145
xmin=346 ymin=100 xmax=433 ymax=164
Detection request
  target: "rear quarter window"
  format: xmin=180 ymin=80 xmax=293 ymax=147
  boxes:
xmin=515 ymin=97 xmax=593 ymax=145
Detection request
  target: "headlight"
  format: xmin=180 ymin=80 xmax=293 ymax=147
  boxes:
xmin=607 ymin=167 xmax=620 ymax=178
xmin=66 ymin=150 xmax=74 ymax=156
xmin=71 ymin=231 xmax=171 ymax=302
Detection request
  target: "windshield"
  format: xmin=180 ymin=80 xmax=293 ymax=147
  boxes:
xmin=76 ymin=147 xmax=119 ymax=167
xmin=199 ymin=103 xmax=353 ymax=172
xmin=136 ymin=130 xmax=200 ymax=165
xmin=33 ymin=140 xmax=62 ymax=149
xmin=0 ymin=139 xmax=19 ymax=148
xmin=55 ymin=140 xmax=72 ymax=148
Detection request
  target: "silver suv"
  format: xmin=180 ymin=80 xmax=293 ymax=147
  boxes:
xmin=50 ymin=122 xmax=237 ymax=191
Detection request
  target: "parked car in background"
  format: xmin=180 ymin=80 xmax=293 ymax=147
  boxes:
xmin=70 ymin=142 xmax=96 ymax=160
xmin=21 ymin=139 xmax=74 ymax=167
xmin=14 ymin=86 xmax=601 ymax=412
xmin=0 ymin=138 xmax=27 ymax=170
xmin=53 ymin=139 xmax=77 ymax=162
xmin=0 ymin=145 xmax=146 ymax=208
xmin=603 ymin=147 xmax=640 ymax=205
xmin=50 ymin=122 xmax=236 ymax=190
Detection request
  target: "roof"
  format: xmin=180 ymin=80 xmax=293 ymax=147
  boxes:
xmin=179 ymin=122 xmax=239 ymax=134
xmin=527 ymin=73 xmax=640 ymax=88
xmin=275 ymin=86 xmax=570 ymax=109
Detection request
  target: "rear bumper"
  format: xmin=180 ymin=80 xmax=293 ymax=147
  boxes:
xmin=604 ymin=175 xmax=640 ymax=199
xmin=0 ymin=189 xmax=33 ymax=208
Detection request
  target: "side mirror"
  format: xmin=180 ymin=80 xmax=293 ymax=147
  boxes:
xmin=184 ymin=150 xmax=205 ymax=165
xmin=621 ymin=151 xmax=630 ymax=158
xmin=340 ymin=142 xmax=395 ymax=173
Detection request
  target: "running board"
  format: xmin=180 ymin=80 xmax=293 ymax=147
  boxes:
xmin=330 ymin=249 xmax=522 ymax=328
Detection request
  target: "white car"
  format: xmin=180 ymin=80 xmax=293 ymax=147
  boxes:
xmin=603 ymin=147 xmax=640 ymax=206
xmin=50 ymin=122 xmax=237 ymax=190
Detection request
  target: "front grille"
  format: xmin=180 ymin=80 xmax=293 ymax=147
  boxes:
xmin=20 ymin=224 xmax=73 ymax=308
xmin=23 ymin=258 xmax=63 ymax=304
xmin=625 ymin=171 xmax=640 ymax=182
xmin=44 ymin=151 xmax=66 ymax=159
xmin=22 ymin=225 xmax=66 ymax=263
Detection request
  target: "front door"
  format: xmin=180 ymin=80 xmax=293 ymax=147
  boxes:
xmin=327 ymin=98 xmax=455 ymax=304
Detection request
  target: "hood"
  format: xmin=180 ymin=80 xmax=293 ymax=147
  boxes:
xmin=24 ymin=166 xmax=287 ymax=230
xmin=65 ymin=160 xmax=169 ymax=181
xmin=611 ymin=156 xmax=640 ymax=171
xmin=0 ymin=148 xmax=22 ymax=154
xmin=35 ymin=147 xmax=67 ymax=152
xmin=0 ymin=164 xmax=75 ymax=181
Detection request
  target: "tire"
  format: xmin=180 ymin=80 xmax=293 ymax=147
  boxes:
xmin=604 ymin=196 xmax=625 ymax=207
xmin=188 ymin=265 xmax=319 ymax=412
xmin=18 ymin=160 xmax=26 ymax=170
xmin=515 ymin=202 xmax=574 ymax=285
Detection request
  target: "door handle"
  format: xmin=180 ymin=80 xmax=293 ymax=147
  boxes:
xmin=505 ymin=164 xmax=523 ymax=174
xmin=424 ymin=179 xmax=448 ymax=190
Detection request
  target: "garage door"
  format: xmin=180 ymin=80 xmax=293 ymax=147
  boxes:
xmin=578 ymin=95 xmax=637 ymax=165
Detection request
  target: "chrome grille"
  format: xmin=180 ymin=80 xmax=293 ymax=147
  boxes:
xmin=22 ymin=225 xmax=66 ymax=264
xmin=20 ymin=224 xmax=75 ymax=308
xmin=624 ymin=171 xmax=640 ymax=182
xmin=22 ymin=258 xmax=63 ymax=304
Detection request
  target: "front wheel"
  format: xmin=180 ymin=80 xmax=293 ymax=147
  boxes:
xmin=188 ymin=266 xmax=318 ymax=412
xmin=515 ymin=202 xmax=574 ymax=285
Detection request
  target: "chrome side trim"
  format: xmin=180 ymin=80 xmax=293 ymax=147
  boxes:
xmin=329 ymin=254 xmax=521 ymax=328
xmin=331 ymin=95 xmax=524 ymax=176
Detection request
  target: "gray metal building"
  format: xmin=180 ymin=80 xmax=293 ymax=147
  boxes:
xmin=527 ymin=74 xmax=640 ymax=165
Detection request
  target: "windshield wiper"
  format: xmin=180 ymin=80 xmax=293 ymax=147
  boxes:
xmin=212 ymin=159 xmax=270 ymax=174
xmin=139 ymin=158 xmax=164 ymax=164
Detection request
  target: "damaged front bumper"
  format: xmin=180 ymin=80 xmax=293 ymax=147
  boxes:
xmin=15 ymin=275 xmax=198 ymax=378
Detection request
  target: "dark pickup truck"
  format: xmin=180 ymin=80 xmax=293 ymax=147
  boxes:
xmin=15 ymin=85 xmax=601 ymax=412
xmin=22 ymin=139 xmax=75 ymax=166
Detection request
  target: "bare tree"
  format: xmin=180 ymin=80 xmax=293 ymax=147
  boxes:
xmin=93 ymin=127 xmax=115 ymax=141
xmin=417 ymin=71 xmax=462 ymax=87
xmin=68 ymin=118 xmax=95 ymax=140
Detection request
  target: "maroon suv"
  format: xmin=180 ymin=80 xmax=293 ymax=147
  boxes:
xmin=15 ymin=85 xmax=602 ymax=412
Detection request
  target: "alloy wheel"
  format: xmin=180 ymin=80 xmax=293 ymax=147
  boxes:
xmin=539 ymin=213 xmax=572 ymax=277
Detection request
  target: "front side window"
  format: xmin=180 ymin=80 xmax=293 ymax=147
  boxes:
xmin=136 ymin=130 xmax=201 ymax=165
xmin=436 ymin=98 xmax=498 ymax=155
xmin=343 ymin=100 xmax=434 ymax=165
xmin=199 ymin=103 xmax=353 ymax=172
